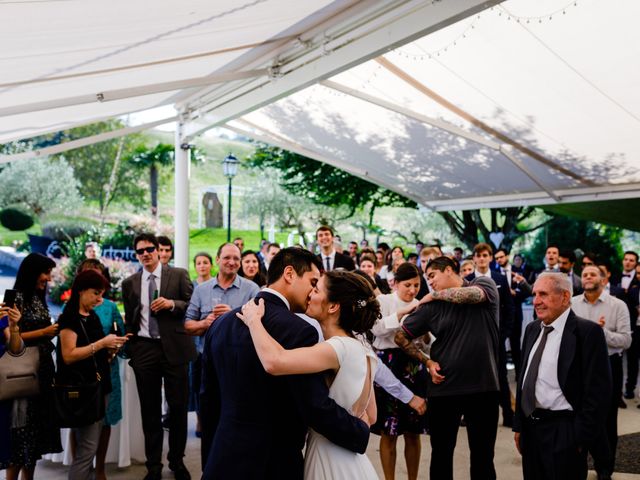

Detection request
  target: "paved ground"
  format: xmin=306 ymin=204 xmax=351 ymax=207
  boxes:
xmin=1 ymin=269 xmax=639 ymax=479
xmin=2 ymin=401 xmax=639 ymax=480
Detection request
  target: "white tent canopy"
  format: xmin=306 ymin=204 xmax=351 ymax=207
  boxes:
xmin=1 ymin=0 xmax=639 ymax=265
xmin=234 ymin=0 xmax=640 ymax=210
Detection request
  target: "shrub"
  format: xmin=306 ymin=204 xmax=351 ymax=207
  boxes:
xmin=42 ymin=221 xmax=93 ymax=242
xmin=0 ymin=207 xmax=34 ymax=231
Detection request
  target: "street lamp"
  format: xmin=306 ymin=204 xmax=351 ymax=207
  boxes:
xmin=222 ymin=153 xmax=239 ymax=242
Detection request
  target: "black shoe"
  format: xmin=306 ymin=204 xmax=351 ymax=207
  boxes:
xmin=170 ymin=463 xmax=191 ymax=480
xmin=596 ymin=472 xmax=612 ymax=480
xmin=624 ymin=390 xmax=635 ymax=399
xmin=503 ymin=415 xmax=514 ymax=428
xmin=619 ymin=397 xmax=628 ymax=409
xmin=162 ymin=414 xmax=170 ymax=430
xmin=143 ymin=471 xmax=162 ymax=480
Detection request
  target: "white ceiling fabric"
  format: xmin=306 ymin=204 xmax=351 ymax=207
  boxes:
xmin=237 ymin=0 xmax=640 ymax=209
xmin=2 ymin=0 xmax=639 ymax=211
xmin=0 ymin=0 xmax=337 ymax=142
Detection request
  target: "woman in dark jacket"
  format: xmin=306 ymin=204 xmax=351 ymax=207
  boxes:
xmin=57 ymin=270 xmax=128 ymax=480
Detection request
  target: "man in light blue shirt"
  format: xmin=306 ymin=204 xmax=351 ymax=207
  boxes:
xmin=184 ymin=242 xmax=260 ymax=441
xmin=185 ymin=243 xmax=260 ymax=346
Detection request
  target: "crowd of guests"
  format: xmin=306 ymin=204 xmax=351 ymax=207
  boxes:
xmin=0 ymin=228 xmax=638 ymax=480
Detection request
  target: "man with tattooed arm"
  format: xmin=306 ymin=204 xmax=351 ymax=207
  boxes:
xmin=395 ymin=256 xmax=500 ymax=480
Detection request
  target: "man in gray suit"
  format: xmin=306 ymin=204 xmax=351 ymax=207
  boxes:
xmin=122 ymin=233 xmax=194 ymax=480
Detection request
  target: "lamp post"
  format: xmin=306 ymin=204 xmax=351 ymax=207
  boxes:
xmin=222 ymin=153 xmax=238 ymax=242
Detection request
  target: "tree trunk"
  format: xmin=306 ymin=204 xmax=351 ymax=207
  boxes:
xmin=150 ymin=163 xmax=158 ymax=218
xmin=102 ymin=137 xmax=125 ymax=221
xmin=368 ymin=200 xmax=379 ymax=227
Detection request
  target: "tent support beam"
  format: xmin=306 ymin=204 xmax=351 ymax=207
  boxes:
xmin=0 ymin=69 xmax=267 ymax=118
xmin=321 ymin=80 xmax=561 ymax=200
xmin=0 ymin=116 xmax=177 ymax=163
xmin=499 ymin=147 xmax=560 ymax=202
xmin=174 ymin=114 xmax=190 ymax=270
xmin=426 ymin=183 xmax=640 ymax=211
xmin=375 ymin=56 xmax=596 ymax=187
xmin=183 ymin=0 xmax=501 ymax=141
xmin=321 ymin=79 xmax=499 ymax=149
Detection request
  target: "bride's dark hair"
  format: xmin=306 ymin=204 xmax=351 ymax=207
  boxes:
xmin=324 ymin=270 xmax=381 ymax=335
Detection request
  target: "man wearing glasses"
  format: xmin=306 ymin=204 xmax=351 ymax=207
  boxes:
xmin=122 ymin=233 xmax=195 ymax=480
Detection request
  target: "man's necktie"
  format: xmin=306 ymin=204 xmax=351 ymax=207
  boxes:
xmin=148 ymin=274 xmax=160 ymax=338
xmin=521 ymin=325 xmax=554 ymax=417
xmin=325 ymin=256 xmax=331 ymax=272
xmin=501 ymin=268 xmax=511 ymax=287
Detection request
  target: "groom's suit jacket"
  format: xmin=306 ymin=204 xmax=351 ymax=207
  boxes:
xmin=200 ymin=290 xmax=369 ymax=479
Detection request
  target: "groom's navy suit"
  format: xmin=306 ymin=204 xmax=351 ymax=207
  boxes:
xmin=200 ymin=290 xmax=370 ymax=479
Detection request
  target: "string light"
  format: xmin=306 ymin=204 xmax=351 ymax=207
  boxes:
xmin=358 ymin=64 xmax=383 ymax=91
xmin=496 ymin=1 xmax=579 ymax=24
xmin=390 ymin=0 xmax=581 ymax=63
xmin=391 ymin=16 xmax=479 ymax=61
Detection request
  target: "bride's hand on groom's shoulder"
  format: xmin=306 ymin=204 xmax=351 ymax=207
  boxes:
xmin=236 ymin=298 xmax=265 ymax=327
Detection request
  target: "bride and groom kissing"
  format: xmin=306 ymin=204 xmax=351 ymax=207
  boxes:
xmin=200 ymin=247 xmax=381 ymax=479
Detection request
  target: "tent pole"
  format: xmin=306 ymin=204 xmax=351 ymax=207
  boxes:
xmin=174 ymin=113 xmax=190 ymax=269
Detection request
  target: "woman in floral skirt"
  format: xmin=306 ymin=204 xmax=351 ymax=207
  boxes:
xmin=2 ymin=253 xmax=62 ymax=480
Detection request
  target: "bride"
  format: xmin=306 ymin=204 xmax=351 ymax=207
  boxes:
xmin=237 ymin=270 xmax=381 ymax=479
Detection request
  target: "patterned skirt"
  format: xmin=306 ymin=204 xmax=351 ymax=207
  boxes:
xmin=371 ymin=348 xmax=428 ymax=436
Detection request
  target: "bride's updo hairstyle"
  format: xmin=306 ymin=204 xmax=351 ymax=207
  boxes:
xmin=324 ymin=270 xmax=381 ymax=335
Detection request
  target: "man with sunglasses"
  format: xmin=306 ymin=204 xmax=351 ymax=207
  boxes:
xmin=122 ymin=233 xmax=195 ymax=480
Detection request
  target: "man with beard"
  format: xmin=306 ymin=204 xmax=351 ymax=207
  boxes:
xmin=572 ymin=266 xmax=631 ymax=479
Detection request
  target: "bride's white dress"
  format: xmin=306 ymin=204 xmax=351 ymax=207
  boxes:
xmin=304 ymin=336 xmax=379 ymax=479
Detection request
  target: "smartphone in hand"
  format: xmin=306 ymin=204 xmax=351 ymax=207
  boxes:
xmin=3 ymin=289 xmax=17 ymax=309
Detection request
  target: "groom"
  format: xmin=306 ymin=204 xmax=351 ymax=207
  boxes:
xmin=200 ymin=247 xmax=370 ymax=479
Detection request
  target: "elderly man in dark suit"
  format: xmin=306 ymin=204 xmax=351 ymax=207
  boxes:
xmin=316 ymin=225 xmax=355 ymax=271
xmin=513 ymin=272 xmax=611 ymax=480
xmin=122 ymin=233 xmax=194 ymax=480
xmin=200 ymin=247 xmax=369 ymax=479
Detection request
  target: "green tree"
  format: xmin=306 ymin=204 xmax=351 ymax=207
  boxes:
xmin=126 ymin=143 xmax=175 ymax=218
xmin=242 ymin=166 xmax=353 ymax=239
xmin=525 ymin=215 xmax=624 ymax=274
xmin=48 ymin=120 xmax=147 ymax=216
xmin=0 ymin=157 xmax=82 ymax=218
xmin=438 ymin=208 xmax=550 ymax=252
xmin=246 ymin=145 xmax=416 ymax=226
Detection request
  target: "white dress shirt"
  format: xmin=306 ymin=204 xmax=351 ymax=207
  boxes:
xmin=571 ymin=291 xmax=632 ymax=355
xmin=522 ymin=307 xmax=573 ymax=411
xmin=371 ymin=293 xmax=418 ymax=350
xmin=262 ymin=287 xmax=290 ymax=310
xmin=620 ymin=272 xmax=634 ymax=290
xmin=474 ymin=269 xmax=492 ymax=279
xmin=139 ymin=263 xmax=163 ymax=338
xmin=321 ymin=250 xmax=337 ymax=271
xmin=500 ymin=265 xmax=512 ymax=287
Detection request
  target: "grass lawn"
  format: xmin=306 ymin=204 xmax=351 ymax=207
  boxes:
xmin=0 ymin=225 xmax=39 ymax=247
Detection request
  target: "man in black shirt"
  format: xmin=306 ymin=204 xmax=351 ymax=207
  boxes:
xmin=395 ymin=256 xmax=500 ymax=480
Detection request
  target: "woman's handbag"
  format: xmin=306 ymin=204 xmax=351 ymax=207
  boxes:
xmin=52 ymin=319 xmax=104 ymax=428
xmin=0 ymin=346 xmax=40 ymax=401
